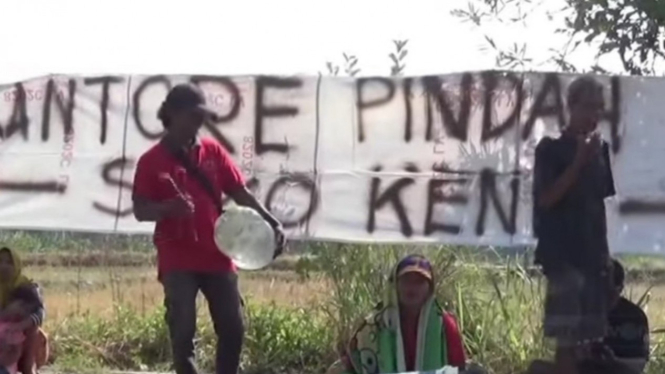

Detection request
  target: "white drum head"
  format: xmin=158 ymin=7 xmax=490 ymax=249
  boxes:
xmin=214 ymin=205 xmax=276 ymax=270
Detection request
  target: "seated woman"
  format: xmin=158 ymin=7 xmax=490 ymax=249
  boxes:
xmin=0 ymin=247 xmax=48 ymax=374
xmin=327 ymin=254 xmax=468 ymax=374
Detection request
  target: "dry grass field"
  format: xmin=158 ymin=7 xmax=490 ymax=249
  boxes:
xmin=37 ymin=266 xmax=330 ymax=321
xmin=32 ymin=257 xmax=665 ymax=333
xmin=2 ymin=231 xmax=665 ymax=373
xmin=36 ymin=266 xmax=665 ymax=328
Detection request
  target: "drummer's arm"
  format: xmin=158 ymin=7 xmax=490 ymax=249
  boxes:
xmin=217 ymin=143 xmax=282 ymax=230
xmin=227 ymin=187 xmax=282 ymax=230
xmin=132 ymin=154 xmax=171 ymax=222
xmin=133 ymin=198 xmax=173 ymax=222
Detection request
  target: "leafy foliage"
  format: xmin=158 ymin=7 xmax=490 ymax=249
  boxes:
xmin=452 ymin=0 xmax=665 ymax=75
xmin=451 ymin=0 xmax=570 ymax=71
xmin=389 ymin=40 xmax=409 ymax=76
xmin=324 ymin=40 xmax=409 ymax=77
xmin=565 ymin=0 xmax=665 ymax=75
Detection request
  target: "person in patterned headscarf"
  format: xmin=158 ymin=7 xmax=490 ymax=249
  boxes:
xmin=326 ymin=254 xmax=469 ymax=374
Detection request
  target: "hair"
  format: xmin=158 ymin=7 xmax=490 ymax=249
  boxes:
xmin=157 ymin=101 xmax=171 ymax=129
xmin=566 ymin=76 xmax=603 ymax=109
xmin=0 ymin=247 xmax=11 ymax=259
xmin=612 ymin=258 xmax=625 ymax=288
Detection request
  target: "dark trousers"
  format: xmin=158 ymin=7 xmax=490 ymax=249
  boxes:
xmin=543 ymin=264 xmax=611 ymax=346
xmin=161 ymin=271 xmax=244 ymax=374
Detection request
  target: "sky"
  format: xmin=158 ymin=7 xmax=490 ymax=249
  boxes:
xmin=0 ymin=0 xmax=620 ymax=84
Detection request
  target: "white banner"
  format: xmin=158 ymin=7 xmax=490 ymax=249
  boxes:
xmin=0 ymin=72 xmax=663 ymax=254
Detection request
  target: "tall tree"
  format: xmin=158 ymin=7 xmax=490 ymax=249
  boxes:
xmin=452 ymin=0 xmax=665 ymax=75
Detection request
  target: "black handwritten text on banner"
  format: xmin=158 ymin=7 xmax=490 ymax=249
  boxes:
xmin=0 ymin=72 xmax=662 ymax=253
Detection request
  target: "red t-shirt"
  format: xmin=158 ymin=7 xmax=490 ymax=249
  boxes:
xmin=402 ymin=312 xmax=466 ymax=371
xmin=132 ymin=137 xmax=245 ymax=278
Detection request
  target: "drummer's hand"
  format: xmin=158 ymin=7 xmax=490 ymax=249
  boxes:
xmin=163 ymin=195 xmax=194 ymax=217
xmin=273 ymin=224 xmax=286 ymax=259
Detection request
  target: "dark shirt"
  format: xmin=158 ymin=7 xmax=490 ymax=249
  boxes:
xmin=10 ymin=284 xmax=45 ymax=327
xmin=577 ymin=297 xmax=650 ymax=374
xmin=605 ymin=297 xmax=649 ymax=360
xmin=532 ymin=135 xmax=615 ymax=272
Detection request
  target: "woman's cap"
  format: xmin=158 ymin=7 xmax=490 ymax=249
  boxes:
xmin=396 ymin=255 xmax=433 ymax=280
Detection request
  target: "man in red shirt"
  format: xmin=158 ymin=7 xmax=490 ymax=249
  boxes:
xmin=132 ymin=83 xmax=284 ymax=374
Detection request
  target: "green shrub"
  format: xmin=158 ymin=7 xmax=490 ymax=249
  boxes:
xmin=49 ymin=306 xmax=171 ymax=371
xmin=241 ymin=302 xmax=333 ymax=374
xmin=49 ymin=301 xmax=332 ymax=374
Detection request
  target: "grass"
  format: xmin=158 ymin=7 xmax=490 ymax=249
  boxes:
xmin=40 ymin=267 xmax=327 ymax=320
xmin=1 ymin=231 xmax=665 ymax=373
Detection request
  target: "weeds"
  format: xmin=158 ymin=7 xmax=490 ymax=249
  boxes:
xmin=2 ymin=231 xmax=664 ymax=373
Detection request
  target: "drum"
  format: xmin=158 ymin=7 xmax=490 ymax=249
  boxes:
xmin=214 ymin=204 xmax=276 ymax=270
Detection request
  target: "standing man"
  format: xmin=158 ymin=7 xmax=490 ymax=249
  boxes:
xmin=532 ymin=76 xmax=616 ymax=374
xmin=132 ymin=83 xmax=285 ymax=374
